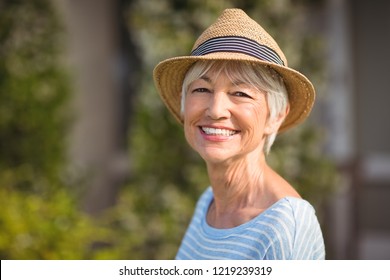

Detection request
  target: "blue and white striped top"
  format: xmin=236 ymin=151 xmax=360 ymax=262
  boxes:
xmin=176 ymin=187 xmax=325 ymax=260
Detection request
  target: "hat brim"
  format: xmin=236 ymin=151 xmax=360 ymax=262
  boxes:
xmin=153 ymin=52 xmax=315 ymax=133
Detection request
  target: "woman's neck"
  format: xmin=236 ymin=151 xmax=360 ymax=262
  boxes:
xmin=206 ymin=151 xmax=268 ymax=212
xmin=205 ymin=150 xmax=299 ymax=229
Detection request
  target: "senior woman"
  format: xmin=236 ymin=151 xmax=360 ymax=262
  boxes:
xmin=153 ymin=8 xmax=325 ymax=260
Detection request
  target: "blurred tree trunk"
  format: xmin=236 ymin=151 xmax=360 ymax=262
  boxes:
xmin=56 ymin=0 xmax=140 ymax=216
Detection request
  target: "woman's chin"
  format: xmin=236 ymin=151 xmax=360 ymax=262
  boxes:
xmin=199 ymin=149 xmax=236 ymax=165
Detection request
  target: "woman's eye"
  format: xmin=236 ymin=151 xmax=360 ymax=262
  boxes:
xmin=192 ymin=88 xmax=210 ymax=93
xmin=233 ymin=91 xmax=252 ymax=98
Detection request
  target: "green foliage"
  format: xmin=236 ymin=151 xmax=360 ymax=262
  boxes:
xmin=89 ymin=186 xmax=199 ymax=259
xmin=0 ymin=0 xmax=81 ymax=259
xmin=0 ymin=0 xmax=70 ymax=190
xmin=0 ymin=186 xmax=95 ymax=259
xmin=0 ymin=181 xmax=147 ymax=260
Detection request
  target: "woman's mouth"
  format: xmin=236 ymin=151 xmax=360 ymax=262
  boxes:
xmin=200 ymin=126 xmax=239 ymax=137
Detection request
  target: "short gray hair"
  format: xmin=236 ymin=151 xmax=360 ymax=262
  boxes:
xmin=180 ymin=60 xmax=289 ymax=154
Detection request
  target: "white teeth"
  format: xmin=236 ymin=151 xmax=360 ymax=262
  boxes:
xmin=201 ymin=127 xmax=237 ymax=136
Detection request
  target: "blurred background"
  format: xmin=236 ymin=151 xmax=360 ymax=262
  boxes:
xmin=0 ymin=0 xmax=389 ymax=260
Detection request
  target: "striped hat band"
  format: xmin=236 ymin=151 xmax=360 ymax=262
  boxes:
xmin=191 ymin=36 xmax=285 ymax=66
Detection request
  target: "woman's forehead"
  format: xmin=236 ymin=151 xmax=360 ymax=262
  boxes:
xmin=200 ymin=64 xmax=258 ymax=87
xmin=195 ymin=73 xmax=250 ymax=88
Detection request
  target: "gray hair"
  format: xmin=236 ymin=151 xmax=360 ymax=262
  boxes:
xmin=180 ymin=60 xmax=289 ymax=154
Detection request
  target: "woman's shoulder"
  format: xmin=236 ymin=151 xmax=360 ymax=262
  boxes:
xmin=282 ymin=196 xmax=315 ymax=208
xmin=287 ymin=196 xmax=317 ymax=214
xmin=259 ymin=196 xmax=325 ymax=260
xmin=261 ymin=196 xmax=319 ymax=230
xmin=280 ymin=197 xmax=325 ymax=259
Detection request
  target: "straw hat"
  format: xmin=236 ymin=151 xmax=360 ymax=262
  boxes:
xmin=153 ymin=8 xmax=315 ymax=133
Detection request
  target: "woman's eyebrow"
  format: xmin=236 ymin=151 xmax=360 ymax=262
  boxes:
xmin=230 ymin=79 xmax=253 ymax=88
xmin=198 ymin=75 xmax=245 ymax=85
xmin=198 ymin=75 xmax=212 ymax=83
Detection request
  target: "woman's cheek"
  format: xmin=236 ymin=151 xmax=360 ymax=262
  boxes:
xmin=183 ymin=106 xmax=200 ymax=149
xmin=239 ymin=103 xmax=267 ymax=128
xmin=237 ymin=103 xmax=268 ymax=149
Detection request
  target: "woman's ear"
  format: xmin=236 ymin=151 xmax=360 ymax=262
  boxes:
xmin=264 ymin=105 xmax=290 ymax=135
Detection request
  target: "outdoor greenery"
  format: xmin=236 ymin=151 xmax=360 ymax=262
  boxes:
xmin=0 ymin=0 xmax=80 ymax=258
xmin=0 ymin=0 xmax=69 ymax=190
xmin=0 ymin=0 xmax=337 ymax=260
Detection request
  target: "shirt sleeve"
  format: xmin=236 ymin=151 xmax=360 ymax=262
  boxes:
xmin=289 ymin=198 xmax=326 ymax=260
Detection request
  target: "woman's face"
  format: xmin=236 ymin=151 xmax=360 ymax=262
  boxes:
xmin=183 ymin=68 xmax=272 ymax=165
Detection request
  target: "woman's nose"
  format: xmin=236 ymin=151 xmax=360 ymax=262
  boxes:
xmin=207 ymin=92 xmax=231 ymax=120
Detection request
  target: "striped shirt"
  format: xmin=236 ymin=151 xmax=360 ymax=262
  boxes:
xmin=176 ymin=187 xmax=325 ymax=260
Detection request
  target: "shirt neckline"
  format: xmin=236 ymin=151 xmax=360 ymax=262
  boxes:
xmin=200 ymin=187 xmax=302 ymax=238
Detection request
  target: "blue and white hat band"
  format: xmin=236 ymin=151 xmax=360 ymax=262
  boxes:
xmin=191 ymin=36 xmax=285 ymax=66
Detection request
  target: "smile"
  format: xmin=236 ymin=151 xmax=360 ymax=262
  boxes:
xmin=200 ymin=126 xmax=239 ymax=136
